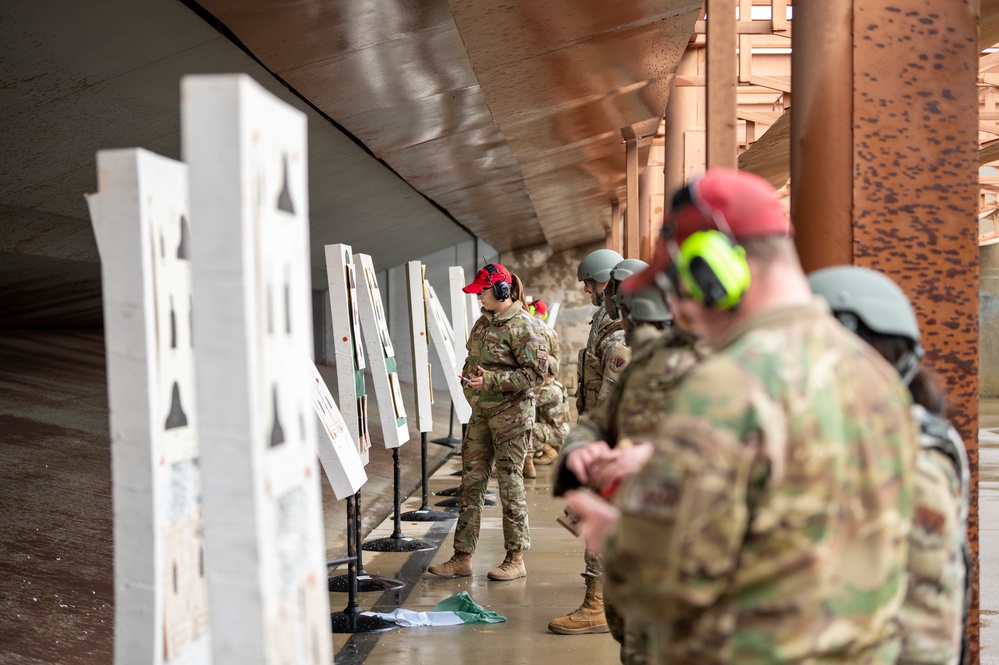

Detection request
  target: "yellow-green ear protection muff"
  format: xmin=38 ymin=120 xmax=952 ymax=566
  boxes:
xmin=669 ymin=177 xmax=752 ymax=310
xmin=674 ymin=231 xmax=750 ymax=309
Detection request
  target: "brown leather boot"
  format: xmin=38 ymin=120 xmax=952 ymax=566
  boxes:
xmin=427 ymin=551 xmax=472 ymax=578
xmin=523 ymin=454 xmax=537 ymax=478
xmin=547 ymin=577 xmax=609 ymax=634
xmin=487 ymin=550 xmax=526 ymax=581
xmin=534 ymin=444 xmax=558 ymax=466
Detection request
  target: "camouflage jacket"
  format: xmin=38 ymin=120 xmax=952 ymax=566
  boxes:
xmin=603 ymin=299 xmax=917 ymax=664
xmin=538 ymin=319 xmax=562 ymax=382
xmin=555 ymin=326 xmax=702 ymax=495
xmin=898 ymin=405 xmax=970 ymax=665
xmin=463 ymin=300 xmax=548 ymax=417
xmin=576 ymin=307 xmax=630 ymax=415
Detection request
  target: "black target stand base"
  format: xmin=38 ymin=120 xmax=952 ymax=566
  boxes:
xmin=399 ymin=432 xmax=455 ymax=522
xmin=362 ymin=447 xmax=434 ymax=553
xmin=327 ymin=501 xmax=398 ymax=635
xmin=328 ymin=490 xmax=404 ymax=594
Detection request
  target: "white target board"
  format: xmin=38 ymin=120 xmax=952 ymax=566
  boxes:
xmin=425 ymin=282 xmax=472 ymax=424
xmin=87 ymin=149 xmax=211 ymax=665
xmin=306 ymin=359 xmax=366 ymax=499
xmin=547 ymin=302 xmax=561 ymax=328
xmin=466 ymin=292 xmax=479 ymax=336
xmin=406 ymin=261 xmax=433 ymax=433
xmin=354 ymin=254 xmax=410 ymax=449
xmin=448 ymin=267 xmax=469 ymax=371
xmin=325 ymin=244 xmax=372 ymax=464
xmin=183 ymin=74 xmax=331 ymax=665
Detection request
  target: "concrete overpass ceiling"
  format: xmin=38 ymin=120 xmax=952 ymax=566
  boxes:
xmin=0 ymin=0 xmax=472 ymax=327
xmin=198 ymin=0 xmax=701 ymax=251
xmin=448 ymin=0 xmax=703 ymax=250
xmin=2 ymin=0 xmax=703 ymax=327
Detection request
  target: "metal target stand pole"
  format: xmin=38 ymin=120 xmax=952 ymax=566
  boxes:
xmin=399 ymin=432 xmax=455 ymax=522
xmin=328 ymin=490 xmax=404 ymax=593
xmin=329 ymin=494 xmax=396 ymax=634
xmin=362 ymin=447 xmax=437 ymax=550
xmin=431 ymin=403 xmax=461 ymax=447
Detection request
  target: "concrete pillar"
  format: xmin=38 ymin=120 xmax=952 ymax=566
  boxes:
xmin=791 ymin=3 xmax=980 ymax=657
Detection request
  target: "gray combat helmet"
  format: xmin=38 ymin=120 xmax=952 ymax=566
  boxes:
xmin=577 ymin=249 xmax=624 ymax=283
xmin=607 ymin=258 xmax=649 ymax=320
xmin=609 ymin=258 xmax=649 ymax=283
xmin=619 ymin=285 xmax=672 ymax=324
xmin=808 ymin=265 xmax=922 ymax=383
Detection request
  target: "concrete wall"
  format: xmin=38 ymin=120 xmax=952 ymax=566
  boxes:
xmin=982 ymin=243 xmax=999 ymax=397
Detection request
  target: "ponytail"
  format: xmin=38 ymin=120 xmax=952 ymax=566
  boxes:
xmin=510 ymin=273 xmax=525 ymax=303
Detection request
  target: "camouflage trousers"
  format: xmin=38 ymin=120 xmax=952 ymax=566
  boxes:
xmin=605 ymin=602 xmax=649 ymax=665
xmin=531 ymin=381 xmax=570 ymax=454
xmin=453 ymin=404 xmax=533 ymax=554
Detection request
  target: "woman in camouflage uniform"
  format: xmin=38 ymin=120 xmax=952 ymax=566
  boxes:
xmin=810 ymin=266 xmax=970 ymax=665
xmin=427 ymin=263 xmax=548 ymax=581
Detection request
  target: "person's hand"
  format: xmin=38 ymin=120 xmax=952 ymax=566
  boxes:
xmin=468 ymin=365 xmax=485 ymax=390
xmin=564 ymin=489 xmax=620 ymax=554
xmin=588 ymin=442 xmax=654 ymax=492
xmin=565 ymin=440 xmax=613 ymax=485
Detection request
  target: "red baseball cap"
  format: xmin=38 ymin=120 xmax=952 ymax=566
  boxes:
xmin=463 ymin=263 xmax=512 ymax=294
xmin=622 ymin=168 xmax=791 ymax=293
xmin=533 ymin=300 xmax=548 ymax=317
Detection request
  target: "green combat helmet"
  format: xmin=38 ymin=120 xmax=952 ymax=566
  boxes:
xmin=607 ymin=258 xmax=649 ymax=320
xmin=808 ymin=265 xmax=923 ymax=384
xmin=578 ymin=248 xmax=623 ymax=307
xmin=618 ymin=284 xmax=672 ymax=345
xmin=577 ymin=249 xmax=623 ymax=283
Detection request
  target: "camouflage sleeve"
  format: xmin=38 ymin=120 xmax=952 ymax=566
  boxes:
xmin=603 ymin=361 xmax=761 ymax=633
xmin=483 ymin=323 xmax=547 ymax=393
xmin=553 ymin=384 xmax=620 ymax=496
xmin=597 ymin=337 xmax=631 ymax=406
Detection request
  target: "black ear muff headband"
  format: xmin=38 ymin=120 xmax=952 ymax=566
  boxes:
xmin=483 ymin=264 xmax=511 ymax=301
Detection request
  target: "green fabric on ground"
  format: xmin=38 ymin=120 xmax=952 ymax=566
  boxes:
xmin=433 ymin=591 xmax=507 ymax=624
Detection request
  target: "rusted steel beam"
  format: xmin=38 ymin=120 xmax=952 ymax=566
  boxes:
xmin=795 ymin=2 xmax=980 ymax=659
xmin=791 ymin=0 xmax=854 ymax=270
xmin=625 ymin=137 xmax=641 ymax=258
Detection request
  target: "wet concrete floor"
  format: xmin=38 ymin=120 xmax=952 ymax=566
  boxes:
xmin=2 ymin=329 xmax=997 ymax=662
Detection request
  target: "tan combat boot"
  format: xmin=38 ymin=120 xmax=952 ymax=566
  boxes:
xmin=523 ymin=454 xmax=537 ymax=479
xmin=547 ymin=577 xmax=609 ymax=634
xmin=533 ymin=444 xmax=558 ymax=466
xmin=487 ymin=550 xmax=526 ymax=581
xmin=427 ymin=551 xmax=472 ymax=578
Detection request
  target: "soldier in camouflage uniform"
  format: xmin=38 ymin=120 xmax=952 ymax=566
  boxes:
xmin=554 ymin=278 xmax=702 ymax=662
xmin=548 ymin=250 xmax=630 ymax=636
xmin=576 ymin=249 xmax=631 ymax=415
xmin=427 ymin=263 xmax=547 ymax=582
xmin=565 ymin=169 xmax=917 ymax=664
xmin=810 ymin=265 xmax=970 ymax=665
xmin=528 ymin=300 xmax=570 ymax=467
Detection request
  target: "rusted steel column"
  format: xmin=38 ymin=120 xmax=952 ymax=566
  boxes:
xmin=639 ymin=158 xmax=654 ymax=263
xmin=705 ymin=0 xmax=737 ymax=169
xmin=625 ymin=138 xmax=640 ymax=258
xmin=608 ymin=199 xmax=623 ymax=253
xmin=795 ymin=2 xmax=980 ymax=658
xmin=790 ymin=1 xmax=854 ymax=271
